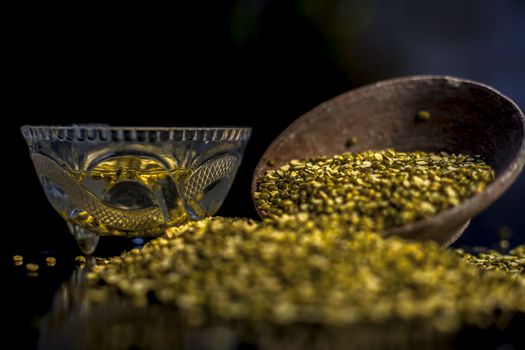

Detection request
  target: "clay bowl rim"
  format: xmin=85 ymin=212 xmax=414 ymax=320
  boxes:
xmin=251 ymin=75 xmax=525 ymax=242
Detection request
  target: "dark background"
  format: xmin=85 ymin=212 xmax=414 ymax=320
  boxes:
xmin=4 ymin=1 xmax=525 ymax=347
xmin=8 ymin=0 xmax=525 ymax=253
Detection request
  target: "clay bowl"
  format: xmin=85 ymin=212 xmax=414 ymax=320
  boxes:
xmin=252 ymin=76 xmax=525 ymax=245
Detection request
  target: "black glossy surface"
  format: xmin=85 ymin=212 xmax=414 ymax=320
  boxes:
xmin=5 ymin=1 xmax=525 ymax=348
xmin=4 ymin=250 xmax=525 ymax=350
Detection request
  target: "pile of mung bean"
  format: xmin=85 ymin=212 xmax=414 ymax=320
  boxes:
xmin=254 ymin=150 xmax=494 ymax=230
xmin=88 ymin=216 xmax=525 ymax=332
xmin=84 ymin=150 xmax=525 ymax=333
xmin=458 ymin=246 xmax=525 ymax=274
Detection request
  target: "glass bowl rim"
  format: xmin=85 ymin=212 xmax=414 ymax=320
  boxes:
xmin=21 ymin=125 xmax=252 ymax=143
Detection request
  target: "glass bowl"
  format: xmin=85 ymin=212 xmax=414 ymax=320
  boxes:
xmin=21 ymin=125 xmax=251 ymax=253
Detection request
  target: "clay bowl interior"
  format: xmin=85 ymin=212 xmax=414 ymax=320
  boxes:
xmin=252 ymin=76 xmax=525 ymax=245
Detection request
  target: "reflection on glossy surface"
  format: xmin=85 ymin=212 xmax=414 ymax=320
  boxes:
xmin=39 ymin=259 xmax=241 ymax=350
xmin=39 ymin=264 xmax=525 ymax=350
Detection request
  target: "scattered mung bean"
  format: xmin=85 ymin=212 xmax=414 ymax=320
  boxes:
xmin=26 ymin=263 xmax=39 ymax=272
xmin=345 ymin=136 xmax=358 ymax=148
xmin=13 ymin=255 xmax=23 ymax=266
xmin=417 ymin=110 xmax=431 ymax=121
xmin=46 ymin=257 xmax=56 ymax=267
xmin=75 ymin=255 xmax=86 ymax=268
